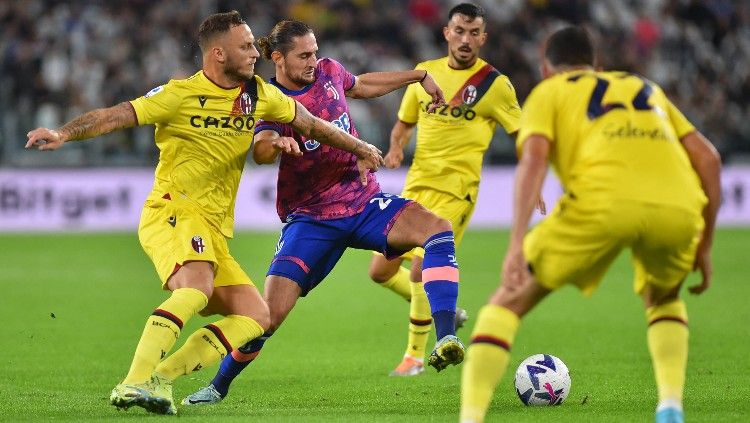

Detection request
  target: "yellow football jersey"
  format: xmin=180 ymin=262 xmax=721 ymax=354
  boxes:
xmin=131 ymin=70 xmax=296 ymax=237
xmin=398 ymin=57 xmax=521 ymax=201
xmin=518 ymin=70 xmax=706 ymax=211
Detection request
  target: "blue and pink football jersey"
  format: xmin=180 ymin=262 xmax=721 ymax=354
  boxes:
xmin=255 ymin=58 xmax=380 ymax=222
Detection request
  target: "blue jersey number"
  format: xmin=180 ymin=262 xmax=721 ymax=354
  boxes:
xmin=568 ymin=73 xmax=654 ymax=120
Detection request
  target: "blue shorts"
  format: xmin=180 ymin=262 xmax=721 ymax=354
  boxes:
xmin=268 ymin=192 xmax=413 ymax=296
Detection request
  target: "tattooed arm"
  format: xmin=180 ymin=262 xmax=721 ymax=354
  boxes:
xmin=288 ymin=100 xmax=383 ymax=184
xmin=25 ymin=102 xmax=137 ymax=151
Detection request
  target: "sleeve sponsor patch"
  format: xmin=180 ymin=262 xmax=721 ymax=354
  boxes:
xmin=145 ymin=85 xmax=164 ymax=98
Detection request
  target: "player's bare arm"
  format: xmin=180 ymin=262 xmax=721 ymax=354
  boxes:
xmin=252 ymin=130 xmax=302 ymax=164
xmin=384 ymin=120 xmax=416 ymax=169
xmin=680 ymin=130 xmax=722 ymax=295
xmin=25 ymin=102 xmax=137 ymax=151
xmin=509 ymin=130 xmax=547 ymax=215
xmin=347 ymin=70 xmax=445 ymax=112
xmin=503 ymin=135 xmax=550 ymax=291
xmin=289 ymin=100 xmax=384 ymax=184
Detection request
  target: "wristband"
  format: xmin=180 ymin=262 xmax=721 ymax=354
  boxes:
xmin=419 ymin=70 xmax=428 ymax=83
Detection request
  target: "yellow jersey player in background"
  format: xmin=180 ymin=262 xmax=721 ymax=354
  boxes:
xmin=368 ymin=3 xmax=523 ymax=377
xmin=25 ymin=11 xmax=382 ymax=415
xmin=460 ymin=26 xmax=721 ymax=423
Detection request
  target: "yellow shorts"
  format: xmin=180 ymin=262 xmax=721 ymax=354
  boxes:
xmin=524 ymin=195 xmax=703 ymax=296
xmin=138 ymin=196 xmax=254 ymax=288
xmin=393 ymin=188 xmax=475 ymax=260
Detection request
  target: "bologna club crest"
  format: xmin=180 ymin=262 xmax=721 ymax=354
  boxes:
xmin=191 ymin=235 xmax=206 ymax=253
xmin=462 ymin=85 xmax=478 ymax=105
xmin=240 ymin=92 xmax=253 ymax=115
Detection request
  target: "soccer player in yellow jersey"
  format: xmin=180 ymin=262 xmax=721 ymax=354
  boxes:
xmin=368 ymin=3 xmax=523 ymax=376
xmin=460 ymin=27 xmax=721 ymax=423
xmin=25 ymin=11 xmax=382 ymax=415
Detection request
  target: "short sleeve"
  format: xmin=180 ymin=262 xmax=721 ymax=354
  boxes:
xmin=129 ymin=82 xmax=181 ymax=125
xmin=489 ymin=76 xmax=522 ymax=134
xmin=516 ymin=81 xmax=556 ymax=155
xmin=327 ymin=58 xmax=356 ymax=91
xmin=254 ymin=119 xmax=284 ymax=135
xmin=258 ymin=81 xmax=296 ymax=124
xmin=397 ymin=69 xmax=421 ymax=123
xmin=665 ymin=98 xmax=696 ymax=139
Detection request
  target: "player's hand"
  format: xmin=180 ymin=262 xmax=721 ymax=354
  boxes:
xmin=688 ymin=241 xmax=712 ymax=295
xmin=26 ymin=128 xmax=64 ymax=151
xmin=536 ymin=195 xmax=547 ymax=215
xmin=384 ymin=148 xmax=404 ymax=169
xmin=501 ymin=246 xmax=530 ymax=292
xmin=419 ymin=73 xmax=445 ymax=113
xmin=354 ymin=142 xmax=384 ymax=186
xmin=271 ymin=136 xmax=302 ymax=156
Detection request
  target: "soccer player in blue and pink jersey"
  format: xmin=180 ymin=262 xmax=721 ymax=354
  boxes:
xmin=182 ymin=20 xmax=465 ymax=405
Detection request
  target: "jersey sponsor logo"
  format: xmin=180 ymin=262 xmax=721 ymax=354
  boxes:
xmin=324 ymin=81 xmax=340 ymax=100
xmin=304 ymin=139 xmax=321 ymax=151
xmin=198 ymin=96 xmax=207 ymax=107
xmin=420 ymin=101 xmax=476 ymax=120
xmin=462 ymin=85 xmax=478 ymax=105
xmin=189 ymin=114 xmax=256 ymax=131
xmin=191 ymin=235 xmax=206 ymax=253
xmin=304 ymin=112 xmax=351 ymax=151
xmin=145 ymin=85 xmax=164 ymax=98
xmin=331 ymin=112 xmax=351 ymax=132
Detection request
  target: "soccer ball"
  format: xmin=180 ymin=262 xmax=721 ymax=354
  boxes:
xmin=514 ymin=354 xmax=571 ymax=406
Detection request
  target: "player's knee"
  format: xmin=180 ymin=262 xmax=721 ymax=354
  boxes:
xmin=423 ymin=216 xmax=453 ymax=243
xmin=168 ymin=262 xmax=215 ymax=298
xmin=642 ymin=283 xmax=682 ymax=308
xmin=368 ymin=264 xmax=394 ymax=283
xmin=432 ymin=215 xmax=452 ymax=234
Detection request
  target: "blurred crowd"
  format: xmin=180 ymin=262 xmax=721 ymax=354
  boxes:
xmin=1 ymin=0 xmax=749 ymax=167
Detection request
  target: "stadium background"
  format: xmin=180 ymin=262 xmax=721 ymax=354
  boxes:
xmin=2 ymin=0 xmax=750 ymax=167
xmin=1 ymin=1 xmax=749 ymax=422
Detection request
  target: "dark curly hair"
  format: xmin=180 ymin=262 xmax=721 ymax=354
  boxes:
xmin=257 ymin=20 xmax=313 ymax=60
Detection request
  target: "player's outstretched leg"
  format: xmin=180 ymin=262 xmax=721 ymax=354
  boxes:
xmin=154 ymin=314 xmax=264 ymax=380
xmin=389 ymin=270 xmax=469 ymax=375
xmin=390 ymin=276 xmax=431 ymax=376
xmin=369 ymin=254 xmax=428 ymax=376
xmin=421 ymin=230 xmax=465 ymax=371
xmin=460 ymin=268 xmax=549 ymax=423
xmin=647 ymin=300 xmax=688 ymax=423
xmin=460 ymin=305 xmax=519 ymax=422
xmin=110 ymin=374 xmax=178 ymax=415
xmin=182 ymin=332 xmax=273 ymax=405
xmin=110 ymin=287 xmax=208 ymax=414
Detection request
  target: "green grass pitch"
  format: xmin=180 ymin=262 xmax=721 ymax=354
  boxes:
xmin=1 ymin=229 xmax=748 ymax=422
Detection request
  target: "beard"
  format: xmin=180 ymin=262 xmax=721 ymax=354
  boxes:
xmin=451 ymin=47 xmax=477 ymax=68
xmin=224 ymin=56 xmax=254 ymax=81
xmin=290 ymin=69 xmax=316 ymax=86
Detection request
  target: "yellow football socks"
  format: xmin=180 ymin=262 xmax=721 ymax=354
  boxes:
xmin=378 ymin=266 xmax=412 ymax=301
xmin=404 ymin=281 xmax=432 ymax=359
xmin=122 ymin=288 xmax=208 ymax=384
xmin=461 ymin=305 xmax=520 ymax=423
xmin=155 ymin=314 xmax=264 ymax=381
xmin=647 ymin=300 xmax=689 ymax=404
